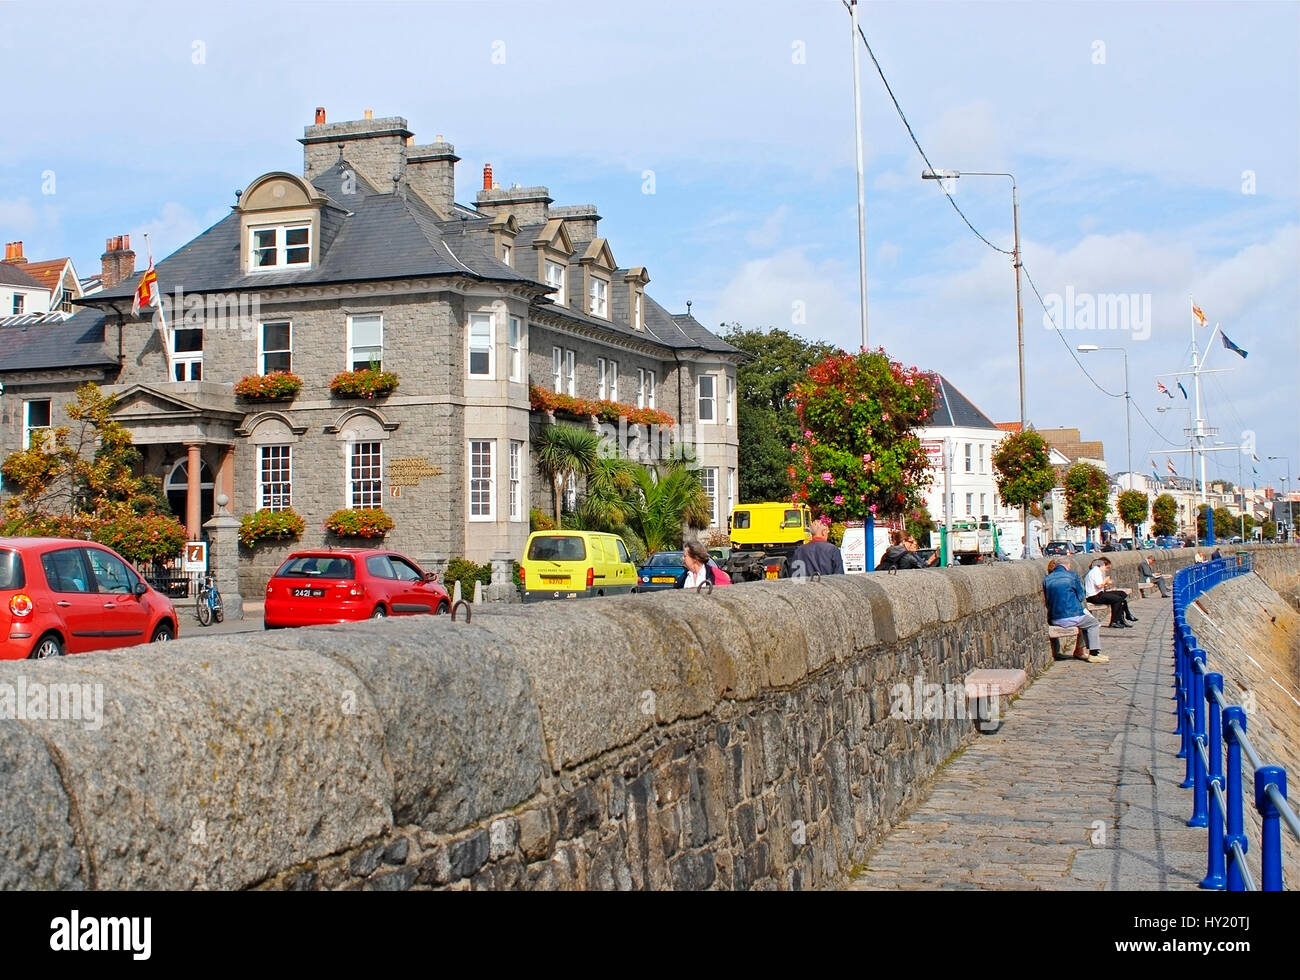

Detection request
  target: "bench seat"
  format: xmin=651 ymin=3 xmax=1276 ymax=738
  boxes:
xmin=964 ymin=668 xmax=1028 ymax=734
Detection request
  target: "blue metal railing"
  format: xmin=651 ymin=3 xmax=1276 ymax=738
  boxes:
xmin=1172 ymin=553 xmax=1300 ymax=890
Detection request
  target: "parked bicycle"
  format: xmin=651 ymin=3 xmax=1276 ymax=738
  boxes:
xmin=196 ymin=573 xmax=224 ymax=627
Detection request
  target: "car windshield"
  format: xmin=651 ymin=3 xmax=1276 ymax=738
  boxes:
xmin=527 ymin=536 xmax=586 ymax=561
xmin=275 ymin=556 xmax=356 ymax=579
xmin=646 ymin=552 xmax=684 ymax=567
xmin=0 ymin=549 xmax=24 ymax=590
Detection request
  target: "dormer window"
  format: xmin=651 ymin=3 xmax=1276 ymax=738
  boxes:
xmin=501 ymin=243 xmax=512 ymax=268
xmin=588 ymin=277 xmax=608 ymax=319
xmin=545 ymin=260 xmax=566 ymax=306
xmin=633 ymin=292 xmax=642 ymax=330
xmin=250 ymin=225 xmax=311 ymax=270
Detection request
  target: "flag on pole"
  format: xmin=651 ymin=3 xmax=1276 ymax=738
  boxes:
xmin=131 ymin=261 xmax=158 ymax=316
xmin=1192 ymin=303 xmax=1207 ymax=328
xmin=1167 ymin=458 xmax=1177 ymax=476
xmin=1177 ymin=381 xmax=1188 ymax=399
xmin=1220 ymin=331 xmax=1248 ymax=358
xmin=1156 ymin=381 xmax=1174 ymax=398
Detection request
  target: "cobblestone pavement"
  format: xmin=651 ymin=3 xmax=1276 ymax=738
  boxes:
xmin=851 ymin=594 xmax=1210 ymax=890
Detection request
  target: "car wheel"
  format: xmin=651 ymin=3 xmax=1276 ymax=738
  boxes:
xmin=371 ymin=605 xmax=387 ymax=619
xmin=151 ymin=622 xmax=174 ymax=643
xmin=30 ymin=634 xmax=64 ymax=659
xmin=434 ymin=601 xmax=449 ymax=615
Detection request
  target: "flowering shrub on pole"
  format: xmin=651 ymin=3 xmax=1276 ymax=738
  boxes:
xmin=788 ymin=348 xmax=938 ymax=523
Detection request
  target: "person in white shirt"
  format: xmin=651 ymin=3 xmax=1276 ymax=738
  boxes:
xmin=1084 ymin=557 xmax=1137 ymax=628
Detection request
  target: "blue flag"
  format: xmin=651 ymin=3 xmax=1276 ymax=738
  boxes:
xmin=1177 ymin=381 xmax=1188 ymax=398
xmin=1221 ymin=332 xmax=1248 ymax=358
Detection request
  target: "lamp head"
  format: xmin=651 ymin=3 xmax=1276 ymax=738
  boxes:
xmin=1076 ymin=344 xmax=1100 ymax=352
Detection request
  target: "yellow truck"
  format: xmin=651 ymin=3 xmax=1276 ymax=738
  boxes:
xmin=726 ymin=502 xmax=812 ymax=581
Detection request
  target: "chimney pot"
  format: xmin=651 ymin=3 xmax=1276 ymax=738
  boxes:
xmin=121 ymin=234 xmax=129 ymax=250
xmin=483 ymin=163 xmax=493 ymax=191
xmin=435 ymin=134 xmax=444 ymax=142
xmin=315 ymin=106 xmax=326 ymax=124
xmin=493 ymin=181 xmax=500 ymax=190
xmin=363 ymin=108 xmax=374 ymax=120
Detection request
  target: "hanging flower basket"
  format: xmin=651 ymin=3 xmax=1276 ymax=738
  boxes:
xmin=330 ymin=368 xmax=399 ymax=399
xmin=325 ymin=507 xmax=394 ymax=539
xmin=235 ymin=372 xmax=303 ymax=402
xmin=239 ymin=508 xmax=306 ymax=549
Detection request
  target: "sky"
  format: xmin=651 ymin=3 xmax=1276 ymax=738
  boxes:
xmin=2 ymin=0 xmax=1297 ymax=493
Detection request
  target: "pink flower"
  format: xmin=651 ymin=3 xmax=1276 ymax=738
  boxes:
xmin=834 ymin=495 xmax=844 ymax=505
xmin=804 ymin=430 xmax=812 ymax=439
xmin=869 ymin=504 xmax=878 ymax=514
xmin=862 ymin=453 xmax=872 ymax=463
xmin=821 ymin=472 xmax=833 ymax=483
xmin=881 ymin=413 xmax=890 ymax=421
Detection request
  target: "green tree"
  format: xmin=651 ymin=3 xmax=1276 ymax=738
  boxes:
xmin=1199 ymin=504 xmax=1239 ymax=540
xmin=1063 ymin=463 xmax=1110 ymax=545
xmin=992 ymin=430 xmax=1056 ymax=512
xmin=789 ymin=348 xmax=938 ymax=523
xmin=723 ymin=324 xmax=838 ymax=502
xmin=1152 ymin=493 xmax=1179 ymax=536
xmin=1261 ymin=519 xmax=1277 ymax=540
xmin=622 ymin=462 xmax=713 ymax=554
xmin=904 ymin=504 xmax=937 ymax=544
xmin=1116 ymin=489 xmax=1150 ymax=543
xmin=534 ymin=423 xmax=602 ymax=521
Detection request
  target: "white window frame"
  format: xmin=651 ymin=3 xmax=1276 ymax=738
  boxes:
xmin=258 ymin=320 xmax=293 ymax=375
xmin=608 ymin=360 xmax=618 ymax=402
xmin=509 ymin=440 xmax=523 ymax=522
xmin=701 ymin=467 xmax=719 ymax=527
xmin=698 ymin=374 xmax=716 ymax=424
xmin=978 ymin=443 xmax=985 ymax=474
xmin=248 ymin=224 xmax=311 ymax=272
xmin=468 ymin=312 xmax=494 ymax=379
xmin=171 ymin=327 xmax=203 ymax=381
xmin=647 ymin=370 xmax=656 ymax=409
xmin=12 ymin=293 xmax=25 ymax=315
xmin=966 ymin=493 xmax=974 ymax=516
xmin=980 ymin=493 xmax=986 ymax=517
xmin=637 ymin=368 xmax=646 ymax=409
xmin=469 ymin=439 xmax=496 ymax=521
xmin=589 ymin=277 xmax=608 ymax=318
xmin=633 ymin=292 xmax=642 ymax=331
xmin=22 ymin=399 xmax=52 ymax=451
xmin=507 ymin=316 xmax=522 ymax=382
xmin=545 ymin=260 xmax=566 ymax=307
xmin=347 ymin=441 xmax=383 ymax=509
xmin=964 ymin=443 xmax=972 ymax=473
xmin=347 ymin=313 xmax=384 ymax=372
xmin=564 ymin=349 xmax=575 ymax=395
xmin=552 ymin=346 xmax=563 ymax=393
xmin=500 ymin=243 xmax=512 ymax=268
xmin=728 ymin=467 xmax=736 ymax=516
xmin=258 ymin=444 xmax=292 ymax=511
xmin=597 ymin=357 xmax=607 ymax=400
xmin=726 ymin=374 xmax=735 ymax=425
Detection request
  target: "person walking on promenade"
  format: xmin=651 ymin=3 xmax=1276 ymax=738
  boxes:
xmin=1043 ymin=558 xmax=1108 ymax=663
xmin=791 ymin=519 xmax=845 ymax=577
xmin=1085 ymin=557 xmax=1137 ymax=628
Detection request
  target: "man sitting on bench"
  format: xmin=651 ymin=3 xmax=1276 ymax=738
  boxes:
xmin=1043 ymin=558 xmax=1108 ymax=664
xmin=1085 ymin=556 xmax=1138 ymax=628
xmin=1137 ymin=550 xmax=1170 ymax=598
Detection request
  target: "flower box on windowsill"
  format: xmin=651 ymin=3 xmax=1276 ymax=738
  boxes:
xmin=324 ymin=507 xmax=394 ymax=539
xmin=329 ymin=368 xmax=399 ymax=400
xmin=239 ymin=508 xmax=305 ymax=550
xmin=235 ymin=372 xmax=303 ymax=402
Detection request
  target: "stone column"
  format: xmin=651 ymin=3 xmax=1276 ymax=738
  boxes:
xmin=203 ymin=492 xmax=244 ymax=620
xmin=490 ymin=550 xmax=517 ymax=603
xmin=185 ymin=443 xmax=202 ymax=539
xmin=218 ymin=445 xmax=235 ymax=513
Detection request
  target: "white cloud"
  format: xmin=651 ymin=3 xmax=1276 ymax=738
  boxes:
xmin=746 ymin=205 xmax=789 ymax=249
xmin=130 ymin=203 xmax=222 ymax=264
xmin=0 ymin=197 xmax=39 ymax=232
xmin=712 ymin=248 xmax=857 ymax=343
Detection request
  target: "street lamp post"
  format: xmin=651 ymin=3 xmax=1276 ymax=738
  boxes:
xmin=923 ymin=168 xmax=1027 ymax=554
xmin=1268 ymin=456 xmax=1292 ymax=542
xmin=1077 ymin=344 xmax=1131 ymax=543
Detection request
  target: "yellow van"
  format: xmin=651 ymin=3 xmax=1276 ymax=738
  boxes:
xmin=520 ymin=530 xmax=639 ymax=602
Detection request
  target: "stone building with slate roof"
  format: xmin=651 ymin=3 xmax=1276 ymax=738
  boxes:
xmin=46 ymin=110 xmax=740 ymax=595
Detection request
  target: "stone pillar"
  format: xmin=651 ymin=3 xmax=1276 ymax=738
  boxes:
xmin=185 ymin=443 xmax=202 ymax=539
xmin=218 ymin=445 xmax=235 ymax=512
xmin=203 ymin=493 xmax=244 ymax=620
xmin=490 ymin=550 xmax=517 ymax=603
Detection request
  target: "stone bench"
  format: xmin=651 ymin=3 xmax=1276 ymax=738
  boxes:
xmin=1136 ymin=581 xmax=1161 ymax=598
xmin=1047 ymin=622 xmax=1088 ymax=659
xmin=964 ymin=668 xmax=1027 ymax=734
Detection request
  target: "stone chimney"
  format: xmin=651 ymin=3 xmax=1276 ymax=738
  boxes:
xmin=100 ymin=235 xmax=136 ymax=290
xmin=550 ymin=205 xmax=601 ymax=242
xmin=300 ymin=109 xmax=413 ymax=189
xmin=405 ymin=134 xmax=460 ymax=217
xmin=2 ymin=241 xmax=26 ymax=264
xmin=476 ymin=174 xmax=553 ymax=225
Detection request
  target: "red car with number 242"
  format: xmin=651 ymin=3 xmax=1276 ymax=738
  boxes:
xmin=263 ymin=549 xmax=450 ymax=629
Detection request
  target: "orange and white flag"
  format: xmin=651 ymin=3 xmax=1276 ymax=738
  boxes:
xmin=132 ymin=261 xmax=158 ymax=316
xmin=1191 ymin=302 xmax=1207 ymax=328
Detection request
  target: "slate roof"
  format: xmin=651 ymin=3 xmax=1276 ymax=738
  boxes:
xmin=928 ymin=375 xmax=1000 ymax=429
xmin=0 ymin=308 xmax=116 ymax=372
xmin=0 ymin=262 xmax=45 ymax=289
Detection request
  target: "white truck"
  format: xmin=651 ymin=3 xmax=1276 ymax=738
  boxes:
xmin=947 ymin=519 xmax=999 ymax=564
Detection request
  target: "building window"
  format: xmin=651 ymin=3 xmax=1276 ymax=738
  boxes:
xmin=11 ymin=293 xmax=23 ymax=315
xmin=980 ymin=493 xmax=986 ymax=517
xmin=60 ymin=288 xmax=74 ymax=313
xmin=172 ymin=328 xmax=203 ymax=381
xmin=726 ymin=375 xmax=735 ymax=425
xmin=597 ymin=357 xmax=606 ymax=399
xmin=966 ymin=493 xmax=974 ymax=516
xmin=509 ymin=440 xmax=523 ymax=522
xmin=565 ymin=349 xmax=575 ymax=395
xmin=507 ymin=317 xmax=522 ymax=382
xmin=250 ymin=224 xmax=311 ymax=270
xmin=259 ymin=321 xmax=292 ymax=374
xmin=728 ymin=467 xmax=736 ymax=516
xmin=637 ymin=368 xmax=647 ymax=409
xmin=698 ymin=375 xmax=716 ymax=423
xmin=348 ymin=442 xmax=382 ymax=509
xmin=468 ymin=313 xmax=493 ymax=377
xmin=633 ymin=292 xmax=642 ymax=331
xmin=598 ymin=359 xmax=617 ymax=401
xmin=978 ymin=443 xmax=985 ymax=474
xmin=500 ymin=243 xmax=512 ymax=268
xmin=647 ymin=370 xmax=656 ymax=409
xmin=347 ymin=314 xmax=383 ymax=371
xmin=259 ymin=445 xmax=292 ymax=511
xmin=23 ymin=399 xmax=51 ymax=451
xmin=552 ymin=347 xmax=563 ymax=392
xmin=589 ymin=277 xmax=608 ymax=318
xmin=964 ymin=443 xmax=972 ymax=473
xmin=545 ymin=260 xmax=566 ymax=307
xmin=469 ymin=440 xmax=495 ymax=520
xmin=701 ymin=467 xmax=719 ymax=526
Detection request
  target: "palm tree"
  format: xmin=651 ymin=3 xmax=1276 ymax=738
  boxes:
xmin=534 ymin=424 xmax=602 ymax=521
xmin=623 ymin=462 xmax=712 ymax=555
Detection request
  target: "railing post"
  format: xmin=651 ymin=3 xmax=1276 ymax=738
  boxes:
xmin=1200 ymin=673 xmax=1226 ymax=889
xmin=1188 ymin=651 xmax=1208 ymax=826
xmin=1255 ymin=766 xmax=1287 ymax=891
xmin=1180 ymin=641 xmax=1196 ymax=786
xmin=1223 ymin=707 xmax=1248 ymax=892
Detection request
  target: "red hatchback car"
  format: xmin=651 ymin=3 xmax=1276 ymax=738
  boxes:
xmin=1 ymin=537 xmax=180 ymax=660
xmin=263 ymin=548 xmax=451 ymax=628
